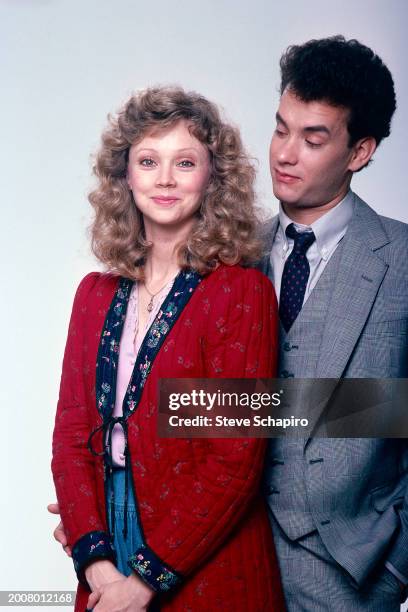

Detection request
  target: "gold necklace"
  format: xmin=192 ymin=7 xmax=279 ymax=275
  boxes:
xmin=143 ymin=279 xmax=173 ymax=312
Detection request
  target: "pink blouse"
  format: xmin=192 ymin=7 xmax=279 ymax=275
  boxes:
xmin=110 ymin=280 xmax=173 ymax=467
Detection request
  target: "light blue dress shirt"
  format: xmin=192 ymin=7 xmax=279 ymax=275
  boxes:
xmin=270 ymin=190 xmax=355 ymax=305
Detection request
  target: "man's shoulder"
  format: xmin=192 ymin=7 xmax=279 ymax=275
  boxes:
xmin=257 ymin=213 xmax=279 ymax=265
xmin=259 ymin=214 xmax=279 ymax=241
xmin=354 ymin=194 xmax=408 ymax=246
xmin=377 ymin=212 xmax=408 ymax=239
xmin=261 ymin=214 xmax=279 ymax=230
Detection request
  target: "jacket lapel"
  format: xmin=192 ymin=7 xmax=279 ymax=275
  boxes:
xmin=315 ymin=195 xmax=390 ymax=378
xmin=258 ymin=215 xmax=279 ymax=278
xmin=95 ymin=270 xmax=202 ymax=421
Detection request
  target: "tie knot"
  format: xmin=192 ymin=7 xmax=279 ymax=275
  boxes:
xmin=285 ymin=223 xmax=316 ymax=254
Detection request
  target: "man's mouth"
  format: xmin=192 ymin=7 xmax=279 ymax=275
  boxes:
xmin=275 ymin=169 xmax=300 ymax=184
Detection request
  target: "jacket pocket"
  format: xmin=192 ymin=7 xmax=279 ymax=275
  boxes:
xmin=363 ymin=318 xmax=408 ymax=336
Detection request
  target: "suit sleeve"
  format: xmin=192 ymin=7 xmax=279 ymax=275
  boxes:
xmin=51 ymin=273 xmax=116 ymax=586
xmin=127 ymin=268 xmax=279 ymax=592
xmin=386 ymin=484 xmax=408 ymax=583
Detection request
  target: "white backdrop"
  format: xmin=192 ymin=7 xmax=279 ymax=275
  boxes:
xmin=0 ymin=0 xmax=407 ymax=609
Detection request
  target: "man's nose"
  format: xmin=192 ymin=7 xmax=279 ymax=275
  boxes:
xmin=156 ymin=162 xmax=176 ymax=187
xmin=277 ymin=137 xmax=298 ymax=165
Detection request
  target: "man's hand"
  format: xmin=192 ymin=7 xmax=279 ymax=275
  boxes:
xmin=47 ymin=503 xmax=71 ymax=557
xmin=87 ymin=572 xmax=154 ymax=612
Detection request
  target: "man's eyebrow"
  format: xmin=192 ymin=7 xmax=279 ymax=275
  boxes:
xmin=275 ymin=113 xmax=331 ymax=136
xmin=276 ymin=113 xmax=288 ymax=128
xmin=303 ymin=125 xmax=331 ymax=136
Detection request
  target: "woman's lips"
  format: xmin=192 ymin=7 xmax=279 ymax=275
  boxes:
xmin=151 ymin=196 xmax=180 ymax=206
xmin=275 ymin=169 xmax=300 ymax=184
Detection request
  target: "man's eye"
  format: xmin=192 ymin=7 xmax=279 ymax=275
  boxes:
xmin=140 ymin=158 xmax=156 ymax=166
xmin=275 ymin=128 xmax=287 ymax=138
xmin=177 ymin=160 xmax=195 ymax=168
xmin=306 ymin=141 xmax=322 ymax=149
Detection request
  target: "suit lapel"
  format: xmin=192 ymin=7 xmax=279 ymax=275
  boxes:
xmin=315 ymin=196 xmax=390 ymax=377
xmin=263 ymin=197 xmax=390 ymax=378
xmin=258 ymin=216 xmax=279 ymax=278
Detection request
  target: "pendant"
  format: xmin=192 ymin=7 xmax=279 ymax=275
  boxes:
xmin=147 ymin=297 xmax=154 ymax=312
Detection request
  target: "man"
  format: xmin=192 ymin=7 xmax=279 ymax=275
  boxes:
xmin=260 ymin=35 xmax=408 ymax=611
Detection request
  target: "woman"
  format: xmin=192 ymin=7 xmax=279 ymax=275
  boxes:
xmin=51 ymin=86 xmax=285 ymax=612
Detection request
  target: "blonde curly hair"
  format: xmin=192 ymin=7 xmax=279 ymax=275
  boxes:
xmin=89 ymin=85 xmax=261 ymax=279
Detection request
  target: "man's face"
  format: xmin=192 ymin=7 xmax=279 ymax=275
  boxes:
xmin=270 ymin=89 xmax=357 ymax=217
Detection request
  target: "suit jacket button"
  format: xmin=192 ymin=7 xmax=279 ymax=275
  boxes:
xmin=283 ymin=342 xmax=291 ymax=352
xmin=270 ymin=458 xmax=285 ymax=466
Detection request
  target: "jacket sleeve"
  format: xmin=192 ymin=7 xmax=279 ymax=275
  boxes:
xmin=51 ymin=273 xmax=116 ymax=586
xmin=128 ymin=268 xmax=279 ymax=592
xmin=385 ymin=482 xmax=408 ymax=584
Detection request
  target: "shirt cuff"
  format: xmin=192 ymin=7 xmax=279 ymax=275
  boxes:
xmin=128 ymin=545 xmax=182 ymax=593
xmin=72 ymin=530 xmax=116 ymax=587
xmin=385 ymin=561 xmax=408 ymax=586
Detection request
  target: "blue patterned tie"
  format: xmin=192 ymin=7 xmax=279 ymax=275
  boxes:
xmin=279 ymin=223 xmax=316 ymax=332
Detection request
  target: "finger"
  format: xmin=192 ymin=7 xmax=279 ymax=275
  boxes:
xmin=53 ymin=522 xmax=67 ymax=546
xmin=87 ymin=589 xmax=101 ymax=609
xmin=47 ymin=503 xmax=60 ymax=515
xmin=62 ymin=544 xmax=72 ymax=558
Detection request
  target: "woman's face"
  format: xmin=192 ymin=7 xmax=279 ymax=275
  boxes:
xmin=127 ymin=120 xmax=211 ymax=237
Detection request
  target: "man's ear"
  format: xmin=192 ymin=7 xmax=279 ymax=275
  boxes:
xmin=348 ymin=137 xmax=377 ymax=172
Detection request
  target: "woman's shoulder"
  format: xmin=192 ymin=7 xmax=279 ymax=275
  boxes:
xmin=197 ymin=264 xmax=277 ymax=315
xmin=192 ymin=264 xmax=277 ymax=333
xmin=71 ymin=271 xmax=120 ymax=309
xmin=201 ymin=264 xmax=274 ymax=292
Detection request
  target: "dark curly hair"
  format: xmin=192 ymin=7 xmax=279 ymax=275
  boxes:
xmin=279 ymin=35 xmax=396 ymax=147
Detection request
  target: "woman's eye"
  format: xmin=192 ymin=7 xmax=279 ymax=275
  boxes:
xmin=140 ymin=158 xmax=156 ymax=167
xmin=177 ymin=160 xmax=195 ymax=168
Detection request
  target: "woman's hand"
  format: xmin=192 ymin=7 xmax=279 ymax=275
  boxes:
xmin=47 ymin=502 xmax=71 ymax=557
xmin=87 ymin=572 xmax=155 ymax=612
xmin=85 ymin=559 xmax=124 ymax=592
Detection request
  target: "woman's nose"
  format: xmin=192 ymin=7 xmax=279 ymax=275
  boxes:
xmin=156 ymin=163 xmax=176 ymax=187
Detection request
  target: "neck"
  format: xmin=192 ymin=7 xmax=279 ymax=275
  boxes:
xmin=144 ymin=251 xmax=180 ymax=286
xmin=143 ymin=224 xmax=186 ymax=284
xmin=282 ymin=187 xmax=350 ymax=225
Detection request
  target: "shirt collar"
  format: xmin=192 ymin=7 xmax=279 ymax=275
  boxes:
xmin=278 ymin=190 xmax=355 ymax=260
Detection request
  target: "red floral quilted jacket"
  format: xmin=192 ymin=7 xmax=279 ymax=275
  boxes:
xmin=52 ymin=264 xmax=285 ymax=611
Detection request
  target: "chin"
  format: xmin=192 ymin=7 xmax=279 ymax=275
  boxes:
xmin=273 ymin=187 xmax=300 ymax=205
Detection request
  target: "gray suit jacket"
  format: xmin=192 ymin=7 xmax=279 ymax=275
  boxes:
xmin=260 ymin=194 xmax=408 ymax=586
